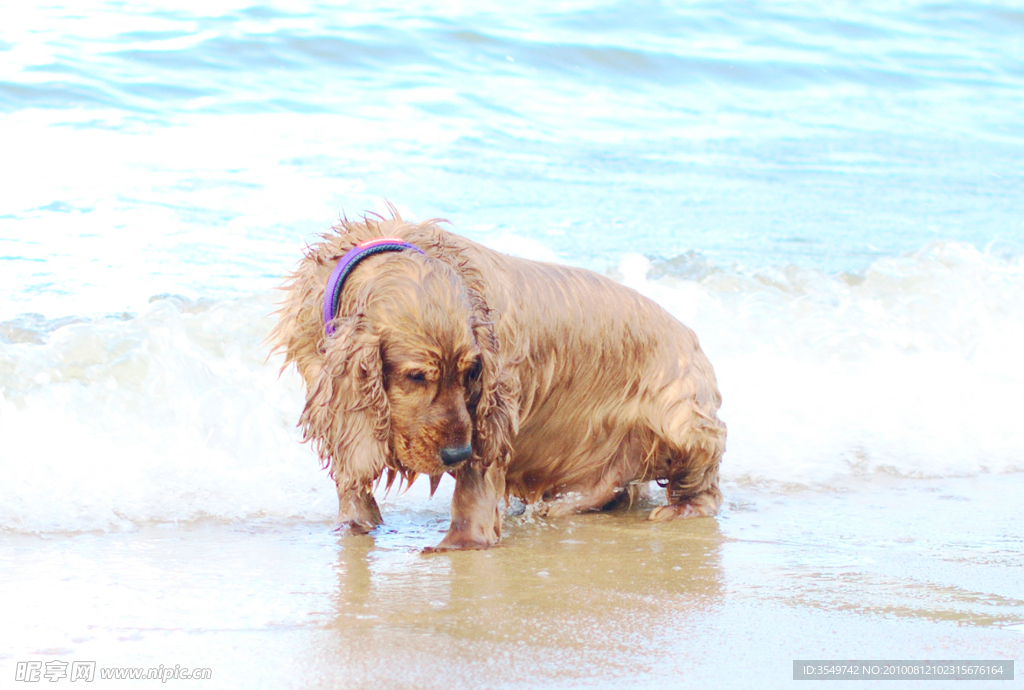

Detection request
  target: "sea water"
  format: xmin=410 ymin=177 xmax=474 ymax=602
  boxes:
xmin=2 ymin=1 xmax=1023 ymax=686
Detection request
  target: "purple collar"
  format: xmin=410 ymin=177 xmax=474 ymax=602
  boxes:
xmin=322 ymin=237 xmax=425 ymax=336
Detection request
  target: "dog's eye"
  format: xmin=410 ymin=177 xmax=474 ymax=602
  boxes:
xmin=464 ymin=360 xmax=482 ymax=385
xmin=406 ymin=371 xmax=427 ymax=384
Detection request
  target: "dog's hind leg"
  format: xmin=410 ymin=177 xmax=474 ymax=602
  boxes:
xmin=533 ymin=458 xmax=641 ymax=517
xmin=646 ymin=399 xmax=726 ymax=522
xmin=647 ymin=477 xmax=721 ymax=520
xmin=334 ymin=483 xmax=383 ymax=535
xmin=647 ymin=433 xmax=724 ymax=521
xmin=427 ymin=462 xmax=505 ymax=551
xmin=533 ymin=482 xmax=623 ymax=517
xmin=527 ymin=433 xmax=648 ymax=517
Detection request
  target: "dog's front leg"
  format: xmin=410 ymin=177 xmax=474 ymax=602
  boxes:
xmin=333 ymin=482 xmax=383 ymax=535
xmin=428 ymin=462 xmax=505 ymax=551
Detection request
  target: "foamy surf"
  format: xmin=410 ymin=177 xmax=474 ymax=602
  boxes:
xmin=2 ymin=241 xmax=1022 ymax=532
xmin=634 ymin=241 xmax=1024 ymax=487
xmin=0 ymin=293 xmax=336 ymax=533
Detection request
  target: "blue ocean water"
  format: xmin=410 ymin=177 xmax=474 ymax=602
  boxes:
xmin=1 ymin=1 xmax=1023 ymax=530
xmin=3 ymin=0 xmax=1023 ymax=315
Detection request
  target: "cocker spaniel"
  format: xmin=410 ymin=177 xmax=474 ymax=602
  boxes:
xmin=271 ymin=208 xmax=726 ymax=550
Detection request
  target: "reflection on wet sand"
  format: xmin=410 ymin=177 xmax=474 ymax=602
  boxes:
xmin=322 ymin=510 xmax=725 ymax=686
xmin=5 ymin=477 xmax=1020 ymax=689
xmin=306 ymin=477 xmax=1024 ymax=688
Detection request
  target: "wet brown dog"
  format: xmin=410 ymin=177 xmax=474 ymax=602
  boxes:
xmin=271 ymin=209 xmax=726 ymax=550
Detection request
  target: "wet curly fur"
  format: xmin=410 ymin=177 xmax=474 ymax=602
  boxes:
xmin=271 ymin=208 xmax=726 ymax=550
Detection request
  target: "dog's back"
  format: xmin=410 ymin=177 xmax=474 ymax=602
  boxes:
xmin=438 ymin=235 xmax=725 ymax=511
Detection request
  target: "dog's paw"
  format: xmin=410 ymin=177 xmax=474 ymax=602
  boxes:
xmin=332 ymin=519 xmax=377 ymax=535
xmin=647 ymin=502 xmax=713 ymax=522
xmin=423 ymin=534 xmax=496 ymax=553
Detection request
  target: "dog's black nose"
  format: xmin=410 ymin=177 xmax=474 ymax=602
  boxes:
xmin=439 ymin=444 xmax=473 ymax=466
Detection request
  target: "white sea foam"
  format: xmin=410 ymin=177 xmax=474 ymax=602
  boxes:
xmin=1 ymin=241 xmax=1022 ymax=532
xmin=628 ymin=241 xmax=1024 ymax=487
xmin=0 ymin=293 xmax=335 ymax=533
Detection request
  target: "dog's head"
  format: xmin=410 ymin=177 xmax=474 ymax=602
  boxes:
xmin=299 ymin=250 xmax=513 ymax=490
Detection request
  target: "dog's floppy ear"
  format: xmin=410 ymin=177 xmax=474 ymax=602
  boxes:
xmin=467 ymin=294 xmax=520 ymax=469
xmin=299 ymin=316 xmax=390 ymax=492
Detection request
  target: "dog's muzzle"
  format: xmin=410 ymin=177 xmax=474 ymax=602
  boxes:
xmin=439 ymin=444 xmax=473 ymax=466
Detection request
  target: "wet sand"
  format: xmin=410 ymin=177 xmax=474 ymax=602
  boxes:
xmin=2 ymin=474 xmax=1022 ymax=689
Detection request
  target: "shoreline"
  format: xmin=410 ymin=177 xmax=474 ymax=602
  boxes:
xmin=2 ymin=474 xmax=1022 ymax=688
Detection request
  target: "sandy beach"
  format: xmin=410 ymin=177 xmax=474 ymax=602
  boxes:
xmin=3 ymin=474 xmax=1021 ymax=689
